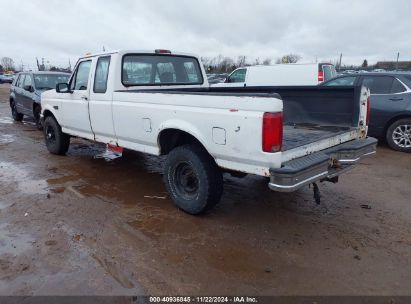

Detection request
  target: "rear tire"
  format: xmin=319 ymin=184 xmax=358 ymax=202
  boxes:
xmin=34 ymin=105 xmax=43 ymax=130
xmin=163 ymin=144 xmax=223 ymax=215
xmin=386 ymin=118 xmax=411 ymax=153
xmin=43 ymin=116 xmax=70 ymax=155
xmin=10 ymin=100 xmax=23 ymax=122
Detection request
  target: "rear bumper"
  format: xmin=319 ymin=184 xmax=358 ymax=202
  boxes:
xmin=268 ymin=137 xmax=377 ymax=192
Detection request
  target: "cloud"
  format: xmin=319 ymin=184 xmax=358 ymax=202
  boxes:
xmin=0 ymin=0 xmax=409 ymax=70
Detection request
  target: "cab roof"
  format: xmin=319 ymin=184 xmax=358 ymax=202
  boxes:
xmin=80 ymin=49 xmax=199 ymax=60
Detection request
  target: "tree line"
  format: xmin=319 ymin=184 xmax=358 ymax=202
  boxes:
xmin=201 ymin=54 xmax=302 ymax=73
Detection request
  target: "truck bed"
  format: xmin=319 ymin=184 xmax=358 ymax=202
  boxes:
xmin=122 ymin=85 xmax=363 ymax=161
xmin=283 ymin=124 xmax=350 ymax=151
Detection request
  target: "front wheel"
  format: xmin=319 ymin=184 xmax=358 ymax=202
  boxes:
xmin=43 ymin=116 xmax=70 ymax=155
xmin=10 ymin=100 xmax=23 ymax=122
xmin=163 ymin=144 xmax=223 ymax=215
xmin=386 ymin=118 xmax=411 ymax=153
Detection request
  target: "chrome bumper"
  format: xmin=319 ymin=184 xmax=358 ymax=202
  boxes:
xmin=268 ymin=137 xmax=378 ymax=192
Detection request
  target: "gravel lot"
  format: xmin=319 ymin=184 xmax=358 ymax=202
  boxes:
xmin=0 ymin=83 xmax=410 ymax=296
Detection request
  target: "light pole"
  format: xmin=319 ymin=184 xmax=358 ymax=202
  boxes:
xmin=395 ymin=52 xmax=400 ymax=71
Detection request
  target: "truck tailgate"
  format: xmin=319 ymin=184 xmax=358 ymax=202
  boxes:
xmin=269 ymin=137 xmax=377 ymax=192
xmin=282 ymin=125 xmax=359 ymax=162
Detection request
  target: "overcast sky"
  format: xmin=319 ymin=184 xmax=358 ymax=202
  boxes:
xmin=1 ymin=0 xmax=410 ymax=70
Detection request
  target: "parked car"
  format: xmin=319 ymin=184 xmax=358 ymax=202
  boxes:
xmin=10 ymin=72 xmax=70 ymax=129
xmin=0 ymin=73 xmax=15 ymax=84
xmin=207 ymin=73 xmax=227 ymax=84
xmin=322 ymin=72 xmax=411 ymax=152
xmin=40 ymin=49 xmax=375 ymax=215
xmin=212 ymin=63 xmax=337 ymax=87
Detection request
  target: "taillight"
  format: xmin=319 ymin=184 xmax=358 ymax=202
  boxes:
xmin=262 ymin=112 xmax=283 ymax=153
xmin=318 ymin=71 xmax=324 ymax=82
xmin=366 ymin=96 xmax=371 ymax=126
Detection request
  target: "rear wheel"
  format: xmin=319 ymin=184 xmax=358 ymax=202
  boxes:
xmin=34 ymin=105 xmax=43 ymax=130
xmin=163 ymin=144 xmax=223 ymax=215
xmin=43 ymin=116 xmax=70 ymax=155
xmin=386 ymin=118 xmax=411 ymax=153
xmin=10 ymin=100 xmax=23 ymax=122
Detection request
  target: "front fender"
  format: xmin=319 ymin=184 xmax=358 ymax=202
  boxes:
xmin=40 ymin=104 xmax=60 ymax=123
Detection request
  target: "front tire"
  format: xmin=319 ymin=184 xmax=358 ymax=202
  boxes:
xmin=386 ymin=118 xmax=411 ymax=153
xmin=43 ymin=116 xmax=70 ymax=155
xmin=10 ymin=100 xmax=23 ymax=122
xmin=163 ymin=144 xmax=223 ymax=215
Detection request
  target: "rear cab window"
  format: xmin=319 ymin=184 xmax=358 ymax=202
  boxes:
xmin=122 ymin=54 xmax=203 ymax=86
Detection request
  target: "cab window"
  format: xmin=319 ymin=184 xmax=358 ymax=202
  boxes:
xmin=94 ymin=56 xmax=111 ymax=93
xmin=228 ymin=69 xmax=246 ymax=83
xmin=71 ymin=60 xmax=92 ymax=90
xmin=323 ymin=76 xmax=356 ymax=86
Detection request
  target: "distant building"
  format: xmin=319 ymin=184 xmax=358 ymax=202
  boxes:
xmin=375 ymin=61 xmax=411 ymax=70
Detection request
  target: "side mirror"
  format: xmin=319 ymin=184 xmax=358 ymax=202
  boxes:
xmin=23 ymin=85 xmax=34 ymax=92
xmin=225 ymin=77 xmax=231 ymax=83
xmin=56 ymin=83 xmax=70 ymax=93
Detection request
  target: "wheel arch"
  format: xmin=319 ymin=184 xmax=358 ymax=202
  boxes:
xmin=384 ymin=113 xmax=411 ymax=135
xmin=42 ymin=107 xmax=58 ymax=122
xmin=158 ymin=127 xmax=210 ymax=157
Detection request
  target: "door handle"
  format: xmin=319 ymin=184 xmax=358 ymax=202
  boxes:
xmin=389 ymin=97 xmax=403 ymax=101
xmin=81 ymin=96 xmax=88 ymax=101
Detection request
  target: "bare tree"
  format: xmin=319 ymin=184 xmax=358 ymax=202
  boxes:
xmin=280 ymin=54 xmax=302 ymax=64
xmin=236 ymin=55 xmax=247 ymax=67
xmin=219 ymin=57 xmax=235 ymax=73
xmin=262 ymin=58 xmax=272 ymax=65
xmin=1 ymin=57 xmax=15 ymax=71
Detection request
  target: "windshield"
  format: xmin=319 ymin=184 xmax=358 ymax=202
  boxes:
xmin=34 ymin=74 xmax=70 ymax=90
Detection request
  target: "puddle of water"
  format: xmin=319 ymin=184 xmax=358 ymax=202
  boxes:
xmin=22 ymin=120 xmax=36 ymax=126
xmin=127 ymin=211 xmax=205 ymax=241
xmin=0 ymin=162 xmax=48 ymax=195
xmin=0 ymin=117 xmax=13 ymax=124
xmin=18 ymin=179 xmax=49 ymax=195
xmin=0 ymin=224 xmax=35 ymax=255
xmin=0 ymin=134 xmax=14 ymax=144
xmin=0 ymin=200 xmax=15 ymax=210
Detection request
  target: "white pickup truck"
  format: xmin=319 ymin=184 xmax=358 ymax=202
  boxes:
xmin=41 ymin=50 xmax=377 ymax=214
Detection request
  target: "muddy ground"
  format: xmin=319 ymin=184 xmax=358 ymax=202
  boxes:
xmin=0 ymin=83 xmax=410 ymax=296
